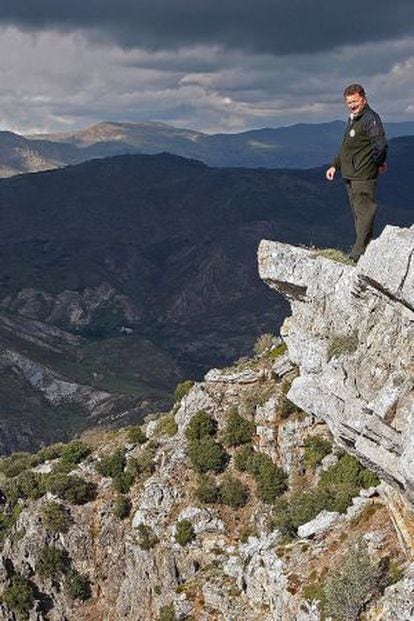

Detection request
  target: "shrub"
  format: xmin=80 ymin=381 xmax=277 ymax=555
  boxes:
xmin=137 ymin=523 xmax=158 ymax=550
xmin=224 ymin=411 xmax=254 ymax=447
xmin=253 ymin=333 xmax=275 ymax=356
xmin=319 ymin=453 xmax=380 ymax=510
xmin=175 ymin=519 xmax=195 ymax=546
xmin=271 ymin=454 xmax=380 ymax=537
xmin=158 ymin=604 xmax=177 ymax=621
xmin=195 ymin=475 xmax=219 ymax=504
xmin=4 ymin=471 xmax=44 ymax=505
xmin=34 ymin=443 xmax=66 ymax=464
xmin=219 ymin=475 xmax=248 ymax=508
xmin=45 ymin=473 xmax=97 ymax=505
xmin=234 ymin=446 xmax=255 ymax=472
xmin=303 ymin=436 xmax=332 ymax=470
xmin=60 ymin=441 xmax=91 ymax=465
xmin=174 ymin=380 xmax=194 ymax=402
xmin=185 ymin=411 xmax=217 ymax=442
xmin=269 ymin=342 xmax=288 ymax=359
xmin=0 ymin=452 xmax=34 ymax=478
xmin=37 ymin=545 xmax=69 ymax=578
xmin=65 ymin=569 xmax=92 ymax=601
xmin=126 ymin=426 xmax=147 ymax=444
xmin=0 ymin=504 xmax=23 ymax=542
xmin=187 ymin=437 xmax=228 ymax=474
xmin=41 ymin=501 xmax=70 ymax=533
xmin=95 ymin=449 xmax=126 ymax=479
xmin=157 ymin=414 xmax=178 ymax=437
xmin=250 ymin=453 xmax=288 ymax=503
xmin=2 ymin=574 xmax=34 ymax=617
xmin=324 ymin=540 xmax=381 ymax=620
xmin=114 ymin=495 xmax=131 ymax=519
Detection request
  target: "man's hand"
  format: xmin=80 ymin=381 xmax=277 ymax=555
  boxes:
xmin=378 ymin=162 xmax=388 ymax=174
xmin=325 ymin=166 xmax=336 ymax=181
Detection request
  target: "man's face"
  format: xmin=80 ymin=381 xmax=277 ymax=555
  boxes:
xmin=345 ymin=93 xmax=367 ymax=115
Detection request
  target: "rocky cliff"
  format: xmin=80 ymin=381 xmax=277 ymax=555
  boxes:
xmin=0 ymin=226 xmax=413 ymax=620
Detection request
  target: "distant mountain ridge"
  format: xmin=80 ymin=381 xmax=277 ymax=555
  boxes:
xmin=0 ymin=143 xmax=413 ymax=451
xmin=0 ymin=119 xmax=412 ymax=177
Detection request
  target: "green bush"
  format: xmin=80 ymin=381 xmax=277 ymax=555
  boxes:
xmin=271 ymin=454 xmax=380 ymax=536
xmin=114 ymin=495 xmax=131 ymax=519
xmin=60 ymin=441 xmax=91 ymax=465
xmin=137 ymin=523 xmax=159 ymax=550
xmin=175 ymin=519 xmax=195 ymax=546
xmin=2 ymin=574 xmax=34 ymax=617
xmin=126 ymin=426 xmax=147 ymax=444
xmin=65 ymin=569 xmax=92 ymax=601
xmin=187 ymin=437 xmax=229 ymax=474
xmin=34 ymin=443 xmax=66 ymax=464
xmin=250 ymin=453 xmax=288 ymax=503
xmin=0 ymin=452 xmax=34 ymax=478
xmin=96 ymin=449 xmax=126 ymax=478
xmin=37 ymin=545 xmax=69 ymax=578
xmin=158 ymin=604 xmax=177 ymax=621
xmin=45 ymin=473 xmax=97 ymax=505
xmin=219 ymin=475 xmax=248 ymax=508
xmin=4 ymin=471 xmax=44 ymax=505
xmin=224 ymin=411 xmax=254 ymax=447
xmin=319 ymin=453 xmax=380 ymax=511
xmin=185 ymin=411 xmax=217 ymax=442
xmin=41 ymin=501 xmax=70 ymax=533
xmin=303 ymin=436 xmax=332 ymax=470
xmin=195 ymin=475 xmax=219 ymax=504
xmin=324 ymin=540 xmax=381 ymax=620
xmin=174 ymin=380 xmax=194 ymax=402
xmin=234 ymin=446 xmax=255 ymax=472
xmin=157 ymin=414 xmax=178 ymax=437
xmin=0 ymin=504 xmax=23 ymax=542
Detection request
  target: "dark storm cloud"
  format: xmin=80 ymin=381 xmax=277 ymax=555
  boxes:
xmin=2 ymin=0 xmax=414 ymax=55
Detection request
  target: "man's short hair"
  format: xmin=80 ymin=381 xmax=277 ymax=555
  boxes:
xmin=343 ymin=84 xmax=366 ymax=98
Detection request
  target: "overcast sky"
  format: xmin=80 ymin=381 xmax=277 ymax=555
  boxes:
xmin=1 ymin=1 xmax=413 ymax=134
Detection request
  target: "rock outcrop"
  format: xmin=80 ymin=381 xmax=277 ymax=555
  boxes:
xmin=259 ymin=225 xmax=414 ymax=495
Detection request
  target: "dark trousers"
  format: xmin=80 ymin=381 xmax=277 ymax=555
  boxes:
xmin=345 ymin=178 xmax=377 ymax=260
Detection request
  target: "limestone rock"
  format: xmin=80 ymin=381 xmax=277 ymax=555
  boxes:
xmin=258 ymin=225 xmax=414 ymax=496
xmin=297 ymin=510 xmax=341 ymax=539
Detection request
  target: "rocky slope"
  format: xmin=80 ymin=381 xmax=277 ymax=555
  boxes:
xmin=0 ymin=345 xmax=408 ymax=621
xmin=1 ymin=220 xmax=414 ymax=619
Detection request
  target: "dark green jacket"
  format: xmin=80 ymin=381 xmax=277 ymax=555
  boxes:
xmin=332 ymin=105 xmax=387 ymax=179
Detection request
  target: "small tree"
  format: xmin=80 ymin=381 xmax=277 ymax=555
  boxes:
xmin=65 ymin=569 xmax=92 ymax=601
xmin=195 ymin=475 xmax=219 ymax=504
xmin=224 ymin=411 xmax=254 ymax=447
xmin=219 ymin=475 xmax=248 ymax=508
xmin=41 ymin=501 xmax=70 ymax=533
xmin=324 ymin=540 xmax=381 ymax=620
xmin=185 ymin=411 xmax=217 ymax=442
xmin=3 ymin=574 xmax=34 ymax=617
xmin=114 ymin=495 xmax=131 ymax=520
xmin=175 ymin=519 xmax=195 ymax=546
xmin=37 ymin=545 xmax=69 ymax=578
xmin=303 ymin=436 xmax=332 ymax=470
xmin=187 ymin=437 xmax=228 ymax=474
xmin=174 ymin=380 xmax=194 ymax=402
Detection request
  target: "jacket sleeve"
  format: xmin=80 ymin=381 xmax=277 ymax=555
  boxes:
xmin=366 ymin=113 xmax=388 ymax=166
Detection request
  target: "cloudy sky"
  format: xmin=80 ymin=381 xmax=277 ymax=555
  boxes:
xmin=0 ymin=1 xmax=413 ymax=134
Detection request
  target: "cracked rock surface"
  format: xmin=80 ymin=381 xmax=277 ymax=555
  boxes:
xmin=258 ymin=225 xmax=414 ymax=496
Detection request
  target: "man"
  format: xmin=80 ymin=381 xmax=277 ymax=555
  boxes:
xmin=326 ymin=84 xmax=388 ymax=260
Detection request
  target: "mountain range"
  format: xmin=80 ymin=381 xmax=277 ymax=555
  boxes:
xmin=0 ymin=137 xmax=413 ymax=452
xmin=0 ymin=119 xmax=413 ymax=177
